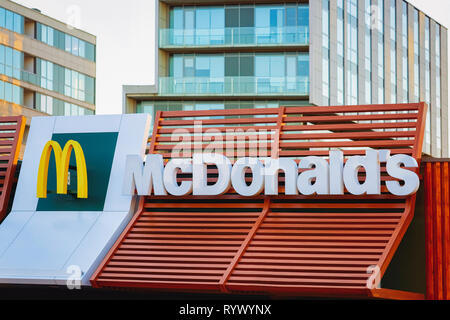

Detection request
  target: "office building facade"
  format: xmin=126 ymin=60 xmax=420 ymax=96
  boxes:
xmin=0 ymin=0 xmax=96 ymax=153
xmin=124 ymin=0 xmax=447 ymax=157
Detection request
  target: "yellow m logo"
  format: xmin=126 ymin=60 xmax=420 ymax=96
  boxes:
xmin=37 ymin=140 xmax=88 ymax=199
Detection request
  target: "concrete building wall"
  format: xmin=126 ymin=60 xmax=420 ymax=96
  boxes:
xmin=441 ymin=27 xmax=448 ymax=157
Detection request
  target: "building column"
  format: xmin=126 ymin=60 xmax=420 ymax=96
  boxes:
xmin=430 ymin=20 xmax=437 ymax=157
xmin=329 ymin=0 xmax=338 ymax=105
xmin=441 ymin=27 xmax=449 ymax=157
xmin=396 ymin=0 xmax=403 ymax=103
xmin=371 ymin=0 xmax=379 ymax=104
xmin=309 ymin=0 xmax=324 ymax=106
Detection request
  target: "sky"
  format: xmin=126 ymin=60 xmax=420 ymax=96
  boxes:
xmin=13 ymin=0 xmax=450 ymax=119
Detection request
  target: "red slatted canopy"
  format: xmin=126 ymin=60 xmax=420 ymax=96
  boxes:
xmin=0 ymin=116 xmax=25 ymax=221
xmin=91 ymin=103 xmax=427 ymax=299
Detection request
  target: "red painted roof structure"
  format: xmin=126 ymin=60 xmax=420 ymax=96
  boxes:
xmin=424 ymin=158 xmax=450 ymax=300
xmin=0 ymin=116 xmax=25 ymax=221
xmin=91 ymin=103 xmax=427 ymax=299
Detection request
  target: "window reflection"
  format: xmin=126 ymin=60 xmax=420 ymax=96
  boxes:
xmin=166 ymin=3 xmax=309 ymax=47
xmin=168 ymin=52 xmax=309 ymax=95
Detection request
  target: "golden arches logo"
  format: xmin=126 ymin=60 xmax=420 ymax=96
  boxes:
xmin=37 ymin=140 xmax=88 ymax=199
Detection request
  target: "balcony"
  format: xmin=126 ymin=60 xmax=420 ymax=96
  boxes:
xmin=158 ymin=76 xmax=309 ymax=97
xmin=20 ymin=69 xmax=41 ymax=87
xmin=160 ymin=26 xmax=309 ymax=50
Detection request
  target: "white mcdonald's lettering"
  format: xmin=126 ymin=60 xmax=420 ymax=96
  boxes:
xmin=122 ymin=150 xmax=420 ymax=197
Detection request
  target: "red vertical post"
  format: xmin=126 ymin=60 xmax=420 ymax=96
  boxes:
xmin=424 ymin=160 xmax=450 ymax=300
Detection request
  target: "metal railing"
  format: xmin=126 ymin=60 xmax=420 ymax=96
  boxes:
xmin=160 ymin=26 xmax=309 ymax=47
xmin=159 ymin=76 xmax=309 ymax=96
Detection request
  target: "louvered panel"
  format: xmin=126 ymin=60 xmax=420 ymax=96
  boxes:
xmin=280 ymin=103 xmax=424 ymax=160
xmin=424 ymin=160 xmax=450 ymax=300
xmin=92 ymin=103 xmax=427 ymax=299
xmin=93 ymin=197 xmax=265 ymax=290
xmin=226 ymin=198 xmax=405 ymax=293
xmin=0 ymin=116 xmax=25 ymax=221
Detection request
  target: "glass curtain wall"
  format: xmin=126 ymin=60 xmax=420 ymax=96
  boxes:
xmin=0 ymin=79 xmax=22 ymax=105
xmin=36 ymin=23 xmax=96 ymax=61
xmin=167 ymin=4 xmax=309 ymax=46
xmin=167 ymin=53 xmax=309 ymax=95
xmin=0 ymin=44 xmax=23 ymax=81
xmin=0 ymin=7 xmax=24 ymax=34
xmin=435 ymin=24 xmax=441 ymax=156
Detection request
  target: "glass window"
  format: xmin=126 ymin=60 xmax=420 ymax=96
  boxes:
xmin=65 ymin=68 xmax=71 ymax=96
xmin=255 ymin=55 xmax=270 ymax=77
xmin=0 ymin=80 xmax=3 ymax=100
xmin=169 ymin=4 xmax=308 ymax=47
xmin=184 ymin=56 xmax=195 ymax=77
xmin=13 ymin=49 xmax=21 ymax=80
xmin=240 ymin=56 xmax=254 ymax=76
xmin=286 ymin=7 xmax=296 ymax=26
xmin=65 ymin=34 xmax=71 ymax=53
xmin=240 ymin=7 xmax=254 ymax=28
xmin=5 ymin=10 xmax=13 ymax=31
xmin=225 ymin=8 xmax=239 ymax=28
xmin=79 ymin=39 xmax=86 ymax=58
xmin=0 ymin=45 xmax=4 ymax=74
xmin=210 ymin=56 xmax=224 ymax=78
xmin=196 ymin=56 xmax=210 ymax=77
xmin=4 ymin=81 xmax=12 ymax=102
xmin=71 ymin=104 xmax=78 ymax=116
xmin=12 ymin=84 xmax=20 ymax=105
xmin=184 ymin=9 xmax=195 ymax=45
xmin=48 ymin=26 xmax=54 ymax=46
xmin=72 ymin=70 xmax=78 ymax=98
xmin=297 ymin=53 xmax=309 ymax=78
xmin=13 ymin=13 xmax=23 ymax=34
xmin=436 ymin=23 xmax=441 ymax=154
xmin=402 ymin=2 xmax=408 ymax=103
xmin=0 ymin=8 xmax=5 ymax=29
xmin=323 ymin=0 xmax=330 ymax=104
xmin=225 ymin=56 xmax=238 ymax=77
xmin=5 ymin=46 xmax=12 ymax=77
xmin=173 ymin=56 xmax=183 ymax=78
xmin=71 ymin=36 xmax=79 ymax=56
xmin=413 ymin=10 xmax=419 ymax=102
xmin=390 ymin=0 xmax=396 ymax=104
xmin=42 ymin=25 xmax=48 ymax=43
xmin=64 ymin=102 xmax=71 ymax=116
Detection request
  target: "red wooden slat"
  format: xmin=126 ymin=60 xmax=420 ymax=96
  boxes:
xmin=424 ymin=160 xmax=450 ymax=300
xmin=0 ymin=116 xmax=25 ymax=221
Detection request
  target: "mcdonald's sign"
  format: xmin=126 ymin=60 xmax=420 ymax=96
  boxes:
xmin=36 ymin=140 xmax=88 ymax=199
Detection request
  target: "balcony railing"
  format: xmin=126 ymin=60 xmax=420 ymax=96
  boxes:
xmin=160 ymin=26 xmax=309 ymax=48
xmin=159 ymin=76 xmax=309 ymax=96
xmin=20 ymin=69 xmax=41 ymax=87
